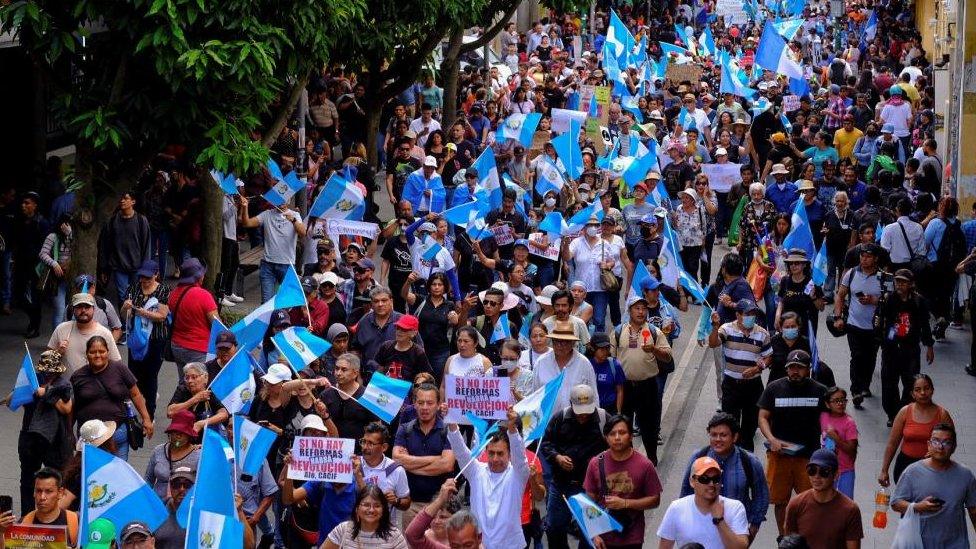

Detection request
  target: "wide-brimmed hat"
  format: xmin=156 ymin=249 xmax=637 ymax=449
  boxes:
xmin=547 ymin=320 xmax=580 ymax=341
xmin=784 ymin=249 xmax=810 ymax=263
xmin=178 ymin=258 xmax=207 ymax=284
xmin=796 ymin=179 xmax=816 ymax=192
xmin=478 ymin=282 xmax=521 ymax=311
xmin=77 ymin=419 xmax=117 ymax=450
xmin=535 ymin=285 xmax=559 ymax=306
xmin=36 ymin=350 xmax=66 ymax=374
xmin=770 ymin=163 xmax=790 ymax=175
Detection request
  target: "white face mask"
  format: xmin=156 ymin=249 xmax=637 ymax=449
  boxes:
xmin=545 ymin=197 xmax=557 ymax=208
xmin=586 ymin=226 xmax=600 ymax=237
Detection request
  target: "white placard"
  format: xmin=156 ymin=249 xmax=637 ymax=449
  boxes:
xmin=528 ymin=232 xmax=561 ymax=261
xmin=716 ymin=0 xmax=749 ymax=25
xmin=781 ymin=95 xmax=800 ymax=112
xmin=287 ymin=436 xmax=355 ymax=483
xmin=551 ymin=108 xmax=589 ymax=135
xmin=325 ymin=219 xmax=380 ymax=244
xmin=700 ymin=163 xmax=743 ymax=193
xmin=444 ymin=375 xmax=512 ymax=424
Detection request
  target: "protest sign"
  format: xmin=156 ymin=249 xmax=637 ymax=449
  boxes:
xmin=664 ymin=64 xmax=704 ymax=92
xmin=701 ymin=163 xmax=743 ymax=193
xmin=3 ymin=524 xmax=67 ymax=549
xmin=325 ymin=219 xmax=379 ymax=245
xmin=528 ymin=232 xmax=561 ymax=261
xmin=781 ymin=95 xmax=801 ymax=112
xmin=490 ymin=224 xmax=516 ymax=246
xmin=445 ymin=375 xmax=512 ymax=424
xmin=716 ymin=0 xmax=749 ymax=25
xmin=287 ymin=436 xmax=355 ymax=483
xmin=551 ymin=108 xmax=588 ymax=135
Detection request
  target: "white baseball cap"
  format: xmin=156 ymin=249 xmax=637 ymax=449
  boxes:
xmin=262 ymin=363 xmax=293 ymax=385
xmin=300 ymin=414 xmax=327 ymax=433
xmin=423 ymin=155 xmax=438 ymax=167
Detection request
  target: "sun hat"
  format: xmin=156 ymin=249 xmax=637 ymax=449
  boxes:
xmin=77 ymin=419 xmax=116 ymax=450
xmin=547 ymin=320 xmax=580 ymax=341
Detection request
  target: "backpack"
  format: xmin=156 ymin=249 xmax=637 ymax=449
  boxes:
xmin=936 ymin=219 xmax=967 ymax=269
xmin=693 ymin=446 xmax=755 ymax=501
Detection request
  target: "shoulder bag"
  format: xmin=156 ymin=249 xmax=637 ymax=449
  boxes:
xmin=897 ymin=221 xmax=930 ymax=275
xmin=600 ymin=242 xmax=621 ymax=292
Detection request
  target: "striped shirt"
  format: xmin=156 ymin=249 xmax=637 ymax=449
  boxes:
xmin=717 ymin=322 xmax=772 ymax=379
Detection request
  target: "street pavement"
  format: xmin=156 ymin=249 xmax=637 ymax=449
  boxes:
xmin=0 ymin=234 xmax=973 ymax=547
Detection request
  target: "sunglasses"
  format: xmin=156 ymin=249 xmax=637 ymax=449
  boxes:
xmin=929 ymin=438 xmax=955 ymax=449
xmin=695 ymin=474 xmax=722 ymax=485
xmin=805 ymin=464 xmax=836 ymax=478
xmin=353 ymin=267 xmax=367 ymax=274
xmin=483 ymin=300 xmax=501 ymax=307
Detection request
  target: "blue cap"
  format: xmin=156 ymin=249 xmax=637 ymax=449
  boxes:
xmin=640 ymin=213 xmax=659 ymax=225
xmin=735 ymin=298 xmax=761 ymax=314
xmin=889 ymin=85 xmax=903 ymax=96
xmin=514 ymin=239 xmax=529 ymax=248
xmin=809 ymin=448 xmax=839 ymax=469
xmin=136 ymin=260 xmax=159 ymax=278
xmin=881 ymin=123 xmax=895 ymax=134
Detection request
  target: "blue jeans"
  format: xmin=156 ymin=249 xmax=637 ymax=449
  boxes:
xmin=762 ymin=285 xmax=777 ymax=329
xmin=112 ymin=421 xmax=130 ymax=461
xmin=545 ymin=484 xmax=583 ymax=549
xmin=50 ymin=281 xmax=67 ymax=330
xmin=259 ymin=260 xmax=290 ymax=303
xmin=824 ymin=254 xmax=843 ymax=301
xmin=113 ymin=270 xmax=138 ymax=305
xmin=151 ymin=230 xmax=169 ymax=279
xmin=586 ymin=291 xmax=609 ymax=332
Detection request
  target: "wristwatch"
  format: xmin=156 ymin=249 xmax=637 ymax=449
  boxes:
xmin=712 ymin=516 xmax=724 ymax=525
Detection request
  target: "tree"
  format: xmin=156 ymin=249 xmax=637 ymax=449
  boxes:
xmin=0 ymin=0 xmax=363 ymax=286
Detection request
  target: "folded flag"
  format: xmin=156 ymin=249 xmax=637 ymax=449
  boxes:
xmin=622 ymin=139 xmax=659 ymax=190
xmin=233 ymin=415 xmax=278 ymax=478
xmin=567 ymin=493 xmax=623 ymax=543
xmin=80 ymin=444 xmax=169 ymax=544
xmin=772 ymin=17 xmax=805 ymax=40
xmin=630 ymin=260 xmax=654 ymax=300
xmin=679 ymin=270 xmax=708 ymax=303
xmin=518 ymin=312 xmax=534 ymax=348
xmin=864 ymin=10 xmax=878 ymax=41
xmin=551 ymin=120 xmax=584 ymax=180
xmin=780 ymin=113 xmax=793 ymax=134
xmin=876 ymin=221 xmax=884 ymax=242
xmin=755 ymin=21 xmax=803 ymax=79
xmin=442 ymin=201 xmax=480 ymax=227
xmin=9 ymin=346 xmax=39 ymax=411
xmin=658 ymin=218 xmax=684 ymax=287
xmin=357 ymin=372 xmax=412 ymax=424
xmin=497 ymin=113 xmax=542 ymax=147
xmin=465 ymin=411 xmax=502 ymax=459
xmin=209 ymin=170 xmax=240 ymax=196
xmin=695 ymin=305 xmax=714 ymax=342
xmin=262 ymin=158 xmax=303 ymax=207
xmin=513 ymin=370 xmax=565 ymax=443
xmin=812 ymin=241 xmax=828 ymax=286
xmin=272 ymin=326 xmax=332 ymax=372
xmin=491 ymin=311 xmax=512 ymax=343
xmin=209 ymin=349 xmax=257 ymax=415
xmin=308 ymin=173 xmax=365 ymax=220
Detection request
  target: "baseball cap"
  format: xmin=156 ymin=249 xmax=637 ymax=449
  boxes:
xmin=345 ymin=242 xmax=366 ymax=255
xmin=692 ymin=456 xmax=723 ymax=476
xmin=86 ymin=518 xmax=116 ymax=549
xmin=735 ymin=299 xmax=761 ymax=315
xmin=355 ymin=258 xmax=376 ymax=271
xmin=319 ymin=271 xmax=341 ymax=286
xmin=894 ymin=268 xmax=914 ymax=281
xmin=859 ymin=243 xmax=883 ymax=256
xmin=889 ymin=84 xmax=903 ymax=96
xmin=626 ymin=294 xmax=648 ymax=309
xmin=424 ymin=155 xmax=438 ymax=167
xmin=270 ymin=309 xmax=291 ymax=328
xmin=590 ymin=333 xmax=612 ymax=348
xmin=215 ymin=331 xmax=237 ymax=349
xmin=785 ymin=349 xmax=812 ymax=368
xmin=514 ymin=239 xmax=529 ymax=249
xmin=262 ymin=363 xmax=293 ymax=385
xmin=300 ymin=275 xmax=317 ymax=292
xmin=570 ymin=384 xmax=597 ymax=415
xmin=715 ymin=147 xmax=728 ymax=157
xmin=808 ymin=448 xmax=839 ymax=469
xmin=634 ymin=182 xmax=650 ymax=193
xmin=639 ymin=276 xmax=661 ymax=291
xmin=170 ymin=465 xmax=196 ymax=482
xmin=71 ymin=293 xmax=96 ymax=307
xmin=395 ymin=314 xmax=420 ymax=331
xmin=418 ymin=221 xmax=437 ymax=233
xmin=120 ymin=521 xmax=153 ymax=543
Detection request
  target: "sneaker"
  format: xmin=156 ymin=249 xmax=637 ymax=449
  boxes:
xmin=220 ymin=297 xmax=237 ymax=308
xmin=227 ymin=293 xmax=245 ymax=303
xmin=117 ymin=334 xmax=127 ymax=346
xmin=852 ymin=392 xmax=864 ymax=408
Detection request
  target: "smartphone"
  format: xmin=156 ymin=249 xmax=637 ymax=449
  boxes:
xmin=0 ymin=495 xmax=11 ymax=514
xmin=855 ymin=291 xmax=865 ymax=298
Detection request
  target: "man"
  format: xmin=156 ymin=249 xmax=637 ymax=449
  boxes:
xmin=708 ymin=299 xmax=771 ymax=452
xmin=319 ymin=323 xmax=349 ymax=382
xmin=317 ymin=271 xmax=347 ymax=327
xmin=402 ymin=156 xmax=446 ymax=216
xmin=842 ymin=165 xmax=868 ymax=211
xmin=48 ymin=293 xmax=122 ymax=373
xmin=203 ymin=331 xmax=236 ymax=386
xmin=757 ymin=349 xmax=828 ymax=536
xmin=532 ymin=320 xmax=599 ymax=412
xmin=354 ymin=421 xmax=411 ymax=526
xmin=539 ymin=385 xmax=609 ymax=549
xmin=661 ymin=143 xmax=695 ymax=202
xmin=318 ymin=353 xmax=377 ymax=445
xmin=833 ymin=243 xmax=888 ymax=407
xmin=465 ymin=286 xmax=516 ymax=365
xmin=289 ymin=275 xmax=329 ymax=336
xmin=64 ymin=274 xmax=123 ymax=341
xmin=658 ymin=456 xmax=749 ymax=548
xmin=409 ymin=103 xmax=441 ymax=148
xmin=386 ymin=137 xmax=424 ymax=205
xmin=280 ymin=444 xmax=357 ymax=548
xmin=485 ymin=188 xmax=528 ymax=260
xmin=12 ymin=192 xmax=50 ymax=338
xmin=449 ymin=407 xmax=528 ymax=548
xmin=98 ymin=192 xmax=151 ymax=305
xmin=373 ymin=314 xmax=432 ymax=382
xmin=764 ymin=164 xmax=797 ymax=215
xmin=715 ymin=254 xmax=755 ymax=324
xmin=238 ymin=195 xmax=307 ymax=303
xmin=833 ymin=114 xmax=863 ymax=163
xmin=353 ymin=286 xmax=414 ymax=371
xmin=892 ymin=422 xmax=976 ymax=549
xmin=784 ymin=448 xmax=863 ymax=548
xmin=153 ymin=466 xmax=195 ymax=548
xmin=542 ymin=289 xmax=590 ymax=351
xmin=393 ymin=383 xmax=455 ymax=528
xmin=120 ymin=521 xmax=156 ymax=548
xmin=877 ymin=269 xmax=935 ymax=423
xmin=683 ymin=93 xmax=713 ymax=147
xmin=584 ymin=415 xmax=663 ymax=548
xmin=0 ymin=468 xmax=79 ymax=546
xmin=679 ymin=413 xmax=769 ymax=540
xmin=918 ymin=138 xmax=943 ymax=186
xmin=611 ymin=295 xmax=672 ymax=464
xmin=881 ymin=198 xmax=927 ymax=272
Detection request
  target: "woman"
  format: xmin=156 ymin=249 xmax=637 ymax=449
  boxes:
xmin=37 ymin=216 xmax=73 ymax=329
xmin=441 ymin=327 xmax=493 ymax=395
xmin=248 ymin=363 xmax=297 ymax=478
xmin=568 ymin=281 xmax=594 ymax=326
xmin=671 ymin=187 xmax=706 ymax=281
xmin=600 ymin=216 xmax=631 ymax=327
xmin=791 ymin=131 xmax=840 ymax=179
xmin=694 ymin=175 xmax=719 ymax=284
xmin=757 ymin=212 xmax=791 ymax=325
xmin=166 ymin=362 xmax=230 ymax=435
xmin=562 ymin=215 xmax=612 ymax=331
xmin=424 ymin=130 xmax=448 ymax=166
xmin=323 ymin=485 xmax=407 ymax=548
xmin=167 ymin=257 xmax=219 ymax=370
xmin=423 ymin=493 xmax=462 ymax=545
xmin=774 ymin=248 xmax=824 ymax=334
xmin=879 ymin=374 xmax=955 ymax=486
xmin=767 ymin=311 xmax=810 ymax=383
xmin=518 ymin=322 xmax=551 ymax=373
xmin=737 ymin=183 xmax=777 ymax=260
xmin=499 ymin=338 xmax=534 ymax=402
xmin=508 ymin=87 xmax=534 ymax=115
xmin=402 ymin=272 xmax=459 ymax=382
xmin=120 ymin=259 xmax=170 ymax=420
xmin=143 ymin=409 xmax=200 ymax=499
xmin=70 ymin=336 xmax=153 ymax=461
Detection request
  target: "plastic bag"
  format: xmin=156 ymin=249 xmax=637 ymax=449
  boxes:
xmin=891 ymin=503 xmax=924 ymax=549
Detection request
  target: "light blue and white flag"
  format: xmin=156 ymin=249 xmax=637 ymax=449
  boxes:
xmin=209 ymin=170 xmax=240 ymax=196
xmin=465 ymin=411 xmax=501 ymax=459
xmin=812 ymin=241 xmax=828 ymax=286
xmin=782 ymin=199 xmax=816 ymax=259
xmin=567 ymin=493 xmax=623 ymax=542
xmin=876 ymin=221 xmax=884 ymax=242
xmin=551 ymin=119 xmax=584 ymax=180
xmin=630 ymin=260 xmax=654 ymax=300
xmin=9 ymin=347 xmax=38 ymax=411
xmin=209 ymin=349 xmax=257 ymax=415
xmin=864 ymin=10 xmax=878 ymax=41
xmin=699 ymin=26 xmax=717 ymax=58
xmin=518 ymin=312 xmax=534 ymax=348
xmin=357 ymin=372 xmax=412 ymax=423
xmin=720 ymin=53 xmax=757 ymax=99
xmin=233 ymin=415 xmax=278 ymax=478
xmin=566 ymin=199 xmax=605 ymax=233
xmin=512 ymin=370 xmax=565 ymax=443
xmin=535 ymin=156 xmax=567 ymax=197
xmin=491 ymin=311 xmax=511 ymax=343
xmin=229 ymin=265 xmax=306 ymax=351
xmin=605 ymin=10 xmax=633 ymax=66
xmin=780 ymin=113 xmax=793 ymax=134
xmin=679 ymin=270 xmax=708 ymax=303
xmin=308 ymin=173 xmax=365 ymax=220
xmin=472 ymin=148 xmax=502 ymax=210
xmin=206 ymin=318 xmax=230 ymax=362
xmin=442 ymin=201 xmax=480 ymax=227
xmin=538 ymin=211 xmax=570 ymax=237
xmin=262 ymin=158 xmax=303 ymax=207
xmin=658 ymin=218 xmax=685 ymax=287
xmin=808 ymin=319 xmax=820 ymax=373
xmin=755 ymin=22 xmax=803 ymax=79
xmin=772 ymin=17 xmax=805 ymax=40
xmin=496 ymin=113 xmax=542 ymax=147
xmin=695 ymin=305 xmax=714 ymax=342
xmin=622 ymin=139 xmax=659 ymax=190
xmin=183 ymin=428 xmax=242 ymax=549
xmin=272 ymin=326 xmax=332 ymax=372
xmin=658 ymin=42 xmax=692 ymax=61
xmin=647 ymin=179 xmax=670 ymax=208
xmin=81 ymin=444 xmax=168 ymax=543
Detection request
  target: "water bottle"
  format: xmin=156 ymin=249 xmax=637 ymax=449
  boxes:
xmin=872 ymin=488 xmax=889 ymax=528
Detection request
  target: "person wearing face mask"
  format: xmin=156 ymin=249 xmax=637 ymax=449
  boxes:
xmin=767 ymin=312 xmax=810 ymax=383
xmin=143 ymin=409 xmax=200 ymax=499
xmin=631 ymin=212 xmax=665 ymax=269
xmin=563 ymin=215 xmax=613 ymax=331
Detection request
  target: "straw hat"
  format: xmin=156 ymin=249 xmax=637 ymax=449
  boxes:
xmin=547 ymin=320 xmax=580 ymax=341
xmin=796 ymin=179 xmax=816 ymax=192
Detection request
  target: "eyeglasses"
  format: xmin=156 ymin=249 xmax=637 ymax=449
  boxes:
xmin=929 ymin=438 xmax=955 ymax=449
xmin=483 ymin=300 xmax=501 ymax=307
xmin=695 ymin=474 xmax=722 ymax=485
xmin=359 ymin=438 xmax=382 ymax=447
xmin=358 ymin=501 xmax=384 ymax=510
xmin=805 ymin=464 xmax=836 ymax=478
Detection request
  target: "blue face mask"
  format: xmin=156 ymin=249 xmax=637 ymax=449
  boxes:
xmin=741 ymin=316 xmax=757 ymax=329
xmin=782 ymin=327 xmax=799 ymax=340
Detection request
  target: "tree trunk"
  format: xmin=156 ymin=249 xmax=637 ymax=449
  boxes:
xmin=201 ymin=170 xmax=223 ymax=292
xmin=440 ymin=27 xmax=466 ymax=130
xmin=364 ymin=105 xmax=383 ymax=168
xmin=31 ymin=62 xmax=48 ymax=191
xmin=261 ymin=72 xmax=312 ymax=148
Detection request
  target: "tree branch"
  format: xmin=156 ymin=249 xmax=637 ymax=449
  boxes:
xmin=261 ymin=71 xmax=311 ymax=148
xmin=459 ymin=0 xmax=519 ymax=53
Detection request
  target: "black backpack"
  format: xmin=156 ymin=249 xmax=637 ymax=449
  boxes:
xmin=936 ymin=219 xmax=967 ymax=269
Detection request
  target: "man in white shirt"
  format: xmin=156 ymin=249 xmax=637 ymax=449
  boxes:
xmin=239 ymin=195 xmax=307 ymax=303
xmin=532 ymin=319 xmax=599 ymax=412
xmin=880 ymin=198 xmax=927 ymax=272
xmin=354 ymin=421 xmax=411 ymax=527
xmin=448 ymin=408 xmax=529 ymax=549
xmin=48 ymin=293 xmax=122 ymax=373
xmin=657 ymin=456 xmax=750 ymax=549
xmin=409 ymin=103 xmax=441 ymax=148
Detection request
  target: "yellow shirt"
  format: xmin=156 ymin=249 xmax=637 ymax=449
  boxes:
xmin=833 ymin=127 xmax=864 ymax=161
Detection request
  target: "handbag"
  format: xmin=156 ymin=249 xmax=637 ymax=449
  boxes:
xmin=600 ymin=242 xmax=621 ymax=292
xmin=897 ymin=221 xmax=930 ymax=275
xmin=91 ymin=374 xmax=144 ymax=451
xmin=164 ymin=286 xmax=192 ymax=362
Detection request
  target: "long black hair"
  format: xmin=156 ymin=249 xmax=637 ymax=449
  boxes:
xmin=352 ymin=485 xmax=393 ymax=539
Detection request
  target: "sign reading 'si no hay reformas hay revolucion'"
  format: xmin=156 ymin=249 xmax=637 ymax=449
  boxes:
xmin=444 ymin=375 xmax=512 ymax=425
xmin=288 ymin=437 xmax=356 ymax=483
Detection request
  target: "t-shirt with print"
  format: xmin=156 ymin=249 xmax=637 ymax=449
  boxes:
xmin=327 ymin=520 xmax=407 ymax=549
xmin=583 ymin=450 xmax=663 ymax=546
xmin=386 ymin=156 xmax=423 ymax=200
xmin=757 ymin=377 xmax=827 ymax=457
xmin=784 ymin=489 xmax=863 ymax=548
xmin=381 ymin=238 xmax=413 ymax=291
xmin=373 ymin=341 xmax=432 ymax=382
xmin=255 ymin=209 xmax=299 ymax=265
xmin=590 ymin=357 xmax=626 ymax=410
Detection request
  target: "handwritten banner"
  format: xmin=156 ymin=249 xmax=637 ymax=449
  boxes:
xmin=445 ymin=375 xmax=511 ymax=424
xmin=325 ymin=219 xmax=379 ymax=244
xmin=781 ymin=95 xmax=800 ymax=112
xmin=528 ymin=232 xmax=561 ymax=261
xmin=551 ymin=108 xmax=588 ymax=135
xmin=491 ymin=224 xmax=516 ymax=246
xmin=288 ymin=436 xmax=355 ymax=483
xmin=3 ymin=525 xmax=67 ymax=549
xmin=700 ymin=163 xmax=743 ymax=193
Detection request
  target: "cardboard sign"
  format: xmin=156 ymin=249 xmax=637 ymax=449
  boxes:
xmin=551 ymin=108 xmax=588 ymax=135
xmin=3 ymin=525 xmax=67 ymax=549
xmin=781 ymin=94 xmax=801 ymax=112
xmin=700 ymin=163 xmax=743 ymax=193
xmin=444 ymin=375 xmax=512 ymax=424
xmin=528 ymin=232 xmax=561 ymax=261
xmin=716 ymin=0 xmax=749 ymax=25
xmin=287 ymin=437 xmax=355 ymax=483
xmin=490 ymin=224 xmax=516 ymax=246
xmin=664 ymin=64 xmax=705 ymax=91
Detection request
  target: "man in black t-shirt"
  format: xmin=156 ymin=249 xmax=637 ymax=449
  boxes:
xmin=385 ymin=138 xmax=423 ymax=205
xmin=381 ymin=217 xmax=414 ymax=312
xmin=661 ymin=144 xmax=695 ymax=201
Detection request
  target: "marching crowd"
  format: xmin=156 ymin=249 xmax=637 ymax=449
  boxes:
xmin=1 ymin=0 xmax=976 ymax=547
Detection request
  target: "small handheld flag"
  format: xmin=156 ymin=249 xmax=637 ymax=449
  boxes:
xmin=262 ymin=158 xmax=303 ymax=207
xmin=9 ymin=345 xmax=39 ymax=411
xmin=812 ymin=241 xmax=828 ymax=286
xmin=566 ymin=493 xmax=623 ymax=542
xmin=308 ymin=173 xmax=366 ymax=220
xmin=272 ymin=326 xmax=333 ymax=372
xmin=491 ymin=311 xmax=512 ymax=343
xmin=356 ymin=372 xmax=412 ymax=424
xmin=209 ymin=349 xmax=257 ymax=415
xmin=512 ymin=370 xmax=565 ymax=443
xmin=233 ymin=415 xmax=279 ymax=478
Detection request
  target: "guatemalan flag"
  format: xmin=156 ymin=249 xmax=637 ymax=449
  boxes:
xmin=262 ymin=158 xmax=303 ymax=207
xmin=206 ymin=318 xmax=230 ymax=362
xmin=472 ymin=148 xmax=502 ymax=210
xmin=605 ymin=10 xmax=633 ymax=67
xmin=864 ymin=10 xmax=878 ymax=42
xmin=9 ymin=347 xmax=39 ymax=411
xmin=229 ymin=265 xmax=306 ymax=351
xmin=183 ymin=428 xmax=243 ymax=549
xmin=657 ymin=218 xmax=685 ymax=287
xmin=209 ymin=170 xmax=240 ymax=196
xmin=209 ymin=349 xmax=257 ymax=415
xmin=782 ymin=199 xmax=817 ymax=259
xmin=513 ymin=370 xmax=565 ymax=443
xmin=535 ymin=157 xmax=567 ymax=197
xmin=496 ymin=113 xmax=542 ymax=147
xmin=80 ymin=444 xmax=169 ymax=544
xmin=566 ymin=199 xmax=605 ymax=233
xmin=812 ymin=241 xmax=829 ymax=286
xmin=356 ymin=372 xmax=412 ymax=424
xmin=233 ymin=415 xmax=279 ymax=478
xmin=272 ymin=326 xmax=332 ymax=372
xmin=622 ymin=139 xmax=659 ymax=191
xmin=567 ymin=493 xmax=623 ymax=543
xmin=755 ymin=22 xmax=803 ymax=79
xmin=491 ymin=311 xmax=512 ymax=343
xmin=772 ymin=17 xmax=805 ymax=40
xmin=538 ymin=211 xmax=570 ymax=237
xmin=551 ymin=120 xmax=584 ymax=180
xmin=308 ymin=173 xmax=366 ymax=220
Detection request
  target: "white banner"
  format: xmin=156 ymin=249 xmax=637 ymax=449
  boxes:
xmin=527 ymin=232 xmax=560 ymax=261
xmin=716 ymin=0 xmax=749 ymax=25
xmin=444 ymin=375 xmax=512 ymax=424
xmin=325 ymin=219 xmax=380 ymax=244
xmin=700 ymin=163 xmax=743 ymax=193
xmin=287 ymin=436 xmax=355 ymax=483
xmin=551 ymin=108 xmax=588 ymax=135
